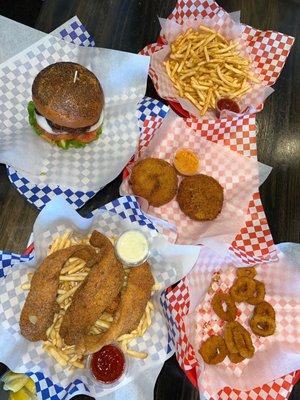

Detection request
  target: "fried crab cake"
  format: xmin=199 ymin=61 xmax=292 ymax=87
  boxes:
xmin=177 ymin=174 xmax=224 ymax=221
xmin=130 ymin=158 xmax=178 ymax=207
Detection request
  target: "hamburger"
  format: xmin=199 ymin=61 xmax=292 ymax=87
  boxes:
xmin=28 ymin=62 xmax=104 ymax=149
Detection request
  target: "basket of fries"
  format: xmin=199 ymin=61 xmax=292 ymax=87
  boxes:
xmin=0 ymin=196 xmax=200 ymax=398
xmin=144 ymin=0 xmax=294 ymax=119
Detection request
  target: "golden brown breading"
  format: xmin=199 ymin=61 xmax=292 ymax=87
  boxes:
xmin=19 ymin=245 xmax=98 ymax=342
xmin=105 ymin=293 xmax=121 ymax=314
xmin=177 ymin=174 xmax=224 ymax=220
xmin=76 ymin=261 xmax=155 ymax=355
xmin=59 ymin=231 xmax=124 ymax=346
xmin=130 ymin=158 xmax=178 ymax=207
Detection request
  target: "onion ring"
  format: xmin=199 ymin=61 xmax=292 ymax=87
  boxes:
xmin=250 ymin=314 xmax=276 ymax=337
xmin=247 ymin=280 xmax=266 ymax=305
xmin=236 ymin=267 xmax=257 ymax=279
xmin=224 ymin=321 xmax=239 ymax=353
xmin=254 ymin=301 xmax=275 ymax=320
xmin=228 ymin=352 xmax=245 ymax=364
xmin=232 ymin=322 xmax=255 ymax=359
xmin=229 ymin=277 xmax=256 ymax=302
xmin=211 ymin=292 xmax=237 ymax=322
xmin=224 ymin=321 xmax=254 ymax=359
xmin=199 ymin=335 xmax=228 ymax=365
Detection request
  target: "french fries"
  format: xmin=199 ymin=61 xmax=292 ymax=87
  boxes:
xmin=164 ymin=26 xmax=260 ymax=115
xmin=116 ymin=300 xmax=154 ymax=359
xmin=22 ymin=232 xmax=156 ymax=368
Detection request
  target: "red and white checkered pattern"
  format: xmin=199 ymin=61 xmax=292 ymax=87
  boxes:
xmin=185 ymin=114 xmax=257 ymax=157
xmin=123 ymin=109 xmax=276 ymax=263
xmin=139 ymin=42 xmax=164 ymax=56
xmin=166 ymin=280 xmax=199 ymax=371
xmin=242 ymin=26 xmax=295 ymax=86
xmin=169 ymin=0 xmax=220 ymax=23
xmin=121 ymin=113 xmax=262 ymax=247
xmin=182 ymin=113 xmax=277 ymax=265
xmin=208 ymin=372 xmax=296 ymax=400
xmin=132 ymin=1 xmax=296 ymax=397
xmin=143 ymin=0 xmax=294 ymax=119
xmin=191 ymin=267 xmax=270 ymax=377
xmin=166 ymin=249 xmax=300 ymax=399
xmin=229 ymin=192 xmax=278 ymax=265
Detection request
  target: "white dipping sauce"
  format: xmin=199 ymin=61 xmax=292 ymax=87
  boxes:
xmin=116 ymin=230 xmax=149 ymax=265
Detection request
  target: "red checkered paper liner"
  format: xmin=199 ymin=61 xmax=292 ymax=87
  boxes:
xmin=123 ymin=109 xmax=277 ymax=264
xmin=121 ymin=110 xmax=271 ymax=251
xmin=184 ymin=114 xmax=278 ymax=265
xmin=165 ymin=246 xmax=300 ymax=399
xmin=151 ymin=15 xmax=274 ymax=119
xmin=141 ymin=0 xmax=294 ymax=119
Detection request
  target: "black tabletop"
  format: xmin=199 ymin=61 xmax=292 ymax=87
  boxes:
xmin=0 ymin=0 xmax=299 ymax=399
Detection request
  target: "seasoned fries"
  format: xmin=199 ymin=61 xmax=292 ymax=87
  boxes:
xmin=164 ymin=26 xmax=260 ymax=115
xmin=22 ymin=232 xmax=155 ymax=369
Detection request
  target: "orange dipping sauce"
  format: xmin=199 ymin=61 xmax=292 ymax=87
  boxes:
xmin=174 ymin=148 xmax=199 ymax=176
xmin=90 ymin=345 xmax=125 ymax=384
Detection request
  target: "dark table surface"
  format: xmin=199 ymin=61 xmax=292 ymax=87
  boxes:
xmin=0 ymin=0 xmax=299 ymax=399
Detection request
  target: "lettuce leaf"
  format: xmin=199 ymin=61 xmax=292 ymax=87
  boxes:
xmin=27 ymin=101 xmax=102 ymax=149
xmin=27 ymin=101 xmax=43 ymax=136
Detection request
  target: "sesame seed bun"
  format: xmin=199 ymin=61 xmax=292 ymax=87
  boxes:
xmin=32 ymin=62 xmax=104 ymax=129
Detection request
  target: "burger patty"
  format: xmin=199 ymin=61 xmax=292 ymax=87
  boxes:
xmin=36 ymin=123 xmax=99 ymax=143
xmin=35 ymin=108 xmax=92 ymax=134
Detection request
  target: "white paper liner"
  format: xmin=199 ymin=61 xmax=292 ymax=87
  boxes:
xmin=121 ymin=110 xmax=272 ymax=254
xmin=0 ymin=34 xmax=150 ymax=193
xmin=150 ymin=13 xmax=274 ymax=119
xmin=183 ymin=246 xmax=300 ymax=396
xmin=0 ymin=197 xmax=200 ymax=397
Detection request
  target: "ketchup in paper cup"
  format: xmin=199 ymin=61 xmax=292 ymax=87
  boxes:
xmin=88 ymin=344 xmax=127 ymax=387
xmin=216 ymin=98 xmax=241 ymax=116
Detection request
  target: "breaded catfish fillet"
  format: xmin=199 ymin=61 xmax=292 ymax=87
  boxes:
xmin=59 ymin=231 xmax=124 ymax=345
xmin=77 ymin=261 xmax=154 ymax=355
xmin=19 ymin=244 xmax=98 ymax=342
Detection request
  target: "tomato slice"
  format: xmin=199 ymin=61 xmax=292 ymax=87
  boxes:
xmin=42 ymin=129 xmax=98 ymax=143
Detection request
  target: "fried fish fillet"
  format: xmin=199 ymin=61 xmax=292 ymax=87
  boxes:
xmin=59 ymin=231 xmax=124 ymax=345
xmin=77 ymin=261 xmax=154 ymax=355
xmin=105 ymin=293 xmax=121 ymax=314
xmin=19 ymin=244 xmax=98 ymax=342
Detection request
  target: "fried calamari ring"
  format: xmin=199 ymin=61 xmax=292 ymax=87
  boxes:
xmin=130 ymin=158 xmax=178 ymax=207
xmin=247 ymin=280 xmax=266 ymax=305
xmin=232 ymin=322 xmax=255 ymax=359
xmin=229 ymin=277 xmax=256 ymax=302
xmin=199 ymin=335 xmax=228 ymax=365
xmin=177 ymin=174 xmax=224 ymax=221
xmin=236 ymin=267 xmax=257 ymax=279
xmin=211 ymin=292 xmax=237 ymax=322
xmin=249 ymin=314 xmax=276 ymax=337
xmin=228 ymin=352 xmax=245 ymax=364
xmin=254 ymin=301 xmax=275 ymax=320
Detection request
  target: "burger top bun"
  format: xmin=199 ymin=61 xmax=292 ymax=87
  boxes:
xmin=32 ymin=62 xmax=104 ymax=129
